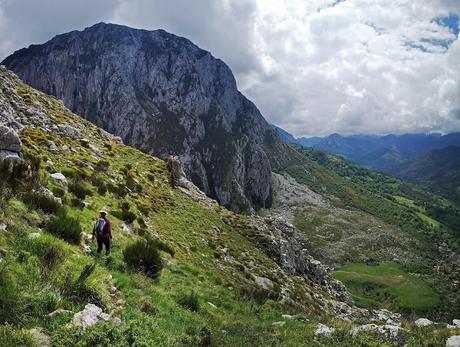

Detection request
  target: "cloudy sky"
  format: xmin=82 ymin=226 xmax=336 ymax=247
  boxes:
xmin=0 ymin=0 xmax=459 ymax=136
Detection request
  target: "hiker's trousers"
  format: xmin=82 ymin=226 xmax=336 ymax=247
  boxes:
xmin=96 ymin=236 xmax=111 ymax=255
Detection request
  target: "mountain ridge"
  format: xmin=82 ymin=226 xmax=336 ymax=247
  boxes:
xmin=3 ymin=22 xmax=301 ymax=213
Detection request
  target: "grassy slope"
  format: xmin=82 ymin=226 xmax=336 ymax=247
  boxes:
xmin=333 ymin=262 xmax=439 ymax=314
xmin=0 ymin=77 xmax=395 ymax=347
xmin=280 ymin=145 xmax=459 ymax=320
xmin=0 ymin=71 xmax=458 ymax=346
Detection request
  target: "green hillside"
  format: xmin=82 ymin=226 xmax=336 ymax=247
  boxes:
xmin=281 ymin=144 xmax=460 ymax=320
xmin=0 ymin=69 xmax=459 ymax=346
xmin=399 ymin=146 xmax=460 ymax=206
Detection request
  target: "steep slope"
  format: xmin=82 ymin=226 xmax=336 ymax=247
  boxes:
xmin=400 ymin=146 xmax=460 ymax=206
xmin=2 ymin=22 xmax=299 ymax=213
xmin=3 ymin=66 xmax=447 ymax=346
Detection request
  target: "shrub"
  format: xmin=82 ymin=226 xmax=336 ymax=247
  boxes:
xmin=121 ymin=201 xmax=131 ymax=212
xmin=46 ymin=208 xmax=81 ymax=244
xmin=68 ymin=180 xmax=87 ymax=200
xmin=0 ymin=324 xmax=34 ymax=347
xmin=27 ymin=236 xmax=65 ymax=270
xmin=238 ymin=285 xmax=280 ymax=305
xmin=139 ymin=296 xmax=157 ymax=315
xmin=95 ymin=160 xmax=110 ymax=172
xmin=137 ymin=217 xmax=146 ymax=226
xmin=123 ymin=237 xmax=163 ymax=278
xmin=70 ymin=197 xmax=85 ymax=209
xmin=23 ymin=190 xmax=61 ymax=214
xmin=51 ymin=186 xmax=66 ymax=198
xmin=112 ymin=210 xmax=137 ymax=224
xmin=177 ymin=291 xmax=200 ymax=312
xmin=97 ymin=182 xmax=107 ymax=195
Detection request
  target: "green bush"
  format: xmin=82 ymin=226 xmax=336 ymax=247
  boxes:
xmin=23 ymin=190 xmax=61 ymax=214
xmin=0 ymin=324 xmax=34 ymax=347
xmin=70 ymin=197 xmax=85 ymax=209
xmin=51 ymin=186 xmax=66 ymax=198
xmin=177 ymin=291 xmax=200 ymax=312
xmin=26 ymin=235 xmax=65 ymax=270
xmin=95 ymin=160 xmax=110 ymax=172
xmin=123 ymin=237 xmax=163 ymax=278
xmin=46 ymin=208 xmax=81 ymax=244
xmin=238 ymin=285 xmax=280 ymax=305
xmin=97 ymin=182 xmax=107 ymax=195
xmin=69 ymin=180 xmax=87 ymax=200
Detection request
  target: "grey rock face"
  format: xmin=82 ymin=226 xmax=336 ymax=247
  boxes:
xmin=0 ymin=124 xmax=21 ymax=159
xmin=0 ymin=125 xmax=21 ymax=152
xmin=248 ymin=215 xmax=352 ymax=303
xmin=3 ymin=22 xmax=300 ymax=212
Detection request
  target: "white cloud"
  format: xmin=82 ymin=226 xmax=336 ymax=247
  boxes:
xmin=0 ymin=0 xmax=459 ymax=136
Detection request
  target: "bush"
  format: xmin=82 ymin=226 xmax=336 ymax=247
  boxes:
xmin=97 ymin=182 xmax=107 ymax=195
xmin=68 ymin=180 xmax=87 ymax=200
xmin=177 ymin=291 xmax=200 ymax=312
xmin=28 ymin=235 xmax=65 ymax=270
xmin=238 ymin=285 xmax=280 ymax=305
xmin=23 ymin=190 xmax=61 ymax=214
xmin=0 ymin=324 xmax=34 ymax=347
xmin=51 ymin=186 xmax=66 ymax=198
xmin=139 ymin=297 xmax=157 ymax=315
xmin=123 ymin=237 xmax=163 ymax=278
xmin=46 ymin=208 xmax=82 ymax=244
xmin=95 ymin=160 xmax=110 ymax=172
xmin=70 ymin=197 xmax=85 ymax=209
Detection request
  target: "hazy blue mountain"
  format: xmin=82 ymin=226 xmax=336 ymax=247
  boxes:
xmin=399 ymin=145 xmax=460 ymax=205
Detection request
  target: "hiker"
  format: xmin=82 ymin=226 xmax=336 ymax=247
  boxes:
xmin=92 ymin=210 xmax=112 ymax=256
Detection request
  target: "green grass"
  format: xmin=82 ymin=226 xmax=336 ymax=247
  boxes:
xmin=1 ymin=67 xmax=458 ymax=346
xmin=333 ymin=262 xmax=440 ymax=313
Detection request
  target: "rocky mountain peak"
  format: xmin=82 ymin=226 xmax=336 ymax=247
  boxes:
xmin=3 ymin=23 xmax=300 ymax=212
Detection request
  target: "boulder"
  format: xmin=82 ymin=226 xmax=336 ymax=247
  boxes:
xmin=50 ymin=172 xmax=68 ymax=186
xmin=70 ymin=303 xmax=110 ymax=330
xmin=29 ymin=327 xmax=50 ymax=347
xmin=315 ymin=323 xmax=335 ymax=336
xmin=0 ymin=124 xmax=21 ymax=152
xmin=415 ymin=318 xmax=433 ymax=327
xmin=254 ymin=276 xmax=273 ymax=290
xmin=28 ymin=232 xmax=41 ymax=238
xmin=272 ymin=321 xmax=286 ymax=327
xmin=0 ymin=222 xmax=6 ymax=232
xmin=447 ymin=336 xmax=460 ymax=347
xmin=167 ymin=155 xmax=194 ymax=190
xmin=453 ymin=319 xmax=460 ymax=327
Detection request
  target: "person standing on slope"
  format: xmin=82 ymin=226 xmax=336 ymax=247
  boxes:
xmin=92 ymin=210 xmax=112 ymax=257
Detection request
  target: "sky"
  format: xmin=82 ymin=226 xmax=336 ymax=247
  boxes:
xmin=0 ymin=0 xmax=459 ymax=137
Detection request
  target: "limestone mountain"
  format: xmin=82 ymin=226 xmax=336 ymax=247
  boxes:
xmin=2 ymin=22 xmax=298 ymax=213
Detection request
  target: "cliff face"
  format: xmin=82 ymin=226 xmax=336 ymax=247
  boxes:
xmin=2 ymin=22 xmax=297 ymax=212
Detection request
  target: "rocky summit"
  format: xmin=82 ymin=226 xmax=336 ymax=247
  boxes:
xmin=2 ymin=22 xmax=299 ymax=213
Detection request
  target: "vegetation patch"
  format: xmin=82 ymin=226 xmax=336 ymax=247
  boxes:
xmin=333 ymin=262 xmax=440 ymax=314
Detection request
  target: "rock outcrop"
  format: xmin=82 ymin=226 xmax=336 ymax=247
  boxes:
xmin=0 ymin=124 xmax=21 ymax=160
xmin=2 ymin=22 xmax=301 ymax=212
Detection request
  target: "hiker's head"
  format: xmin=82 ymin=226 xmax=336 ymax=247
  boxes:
xmin=99 ymin=210 xmax=107 ymax=218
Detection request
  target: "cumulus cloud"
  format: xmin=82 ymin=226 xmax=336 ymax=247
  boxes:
xmin=0 ymin=0 xmax=459 ymax=136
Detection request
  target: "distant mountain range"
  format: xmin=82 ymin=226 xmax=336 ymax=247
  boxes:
xmin=275 ymin=127 xmax=460 ymax=205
